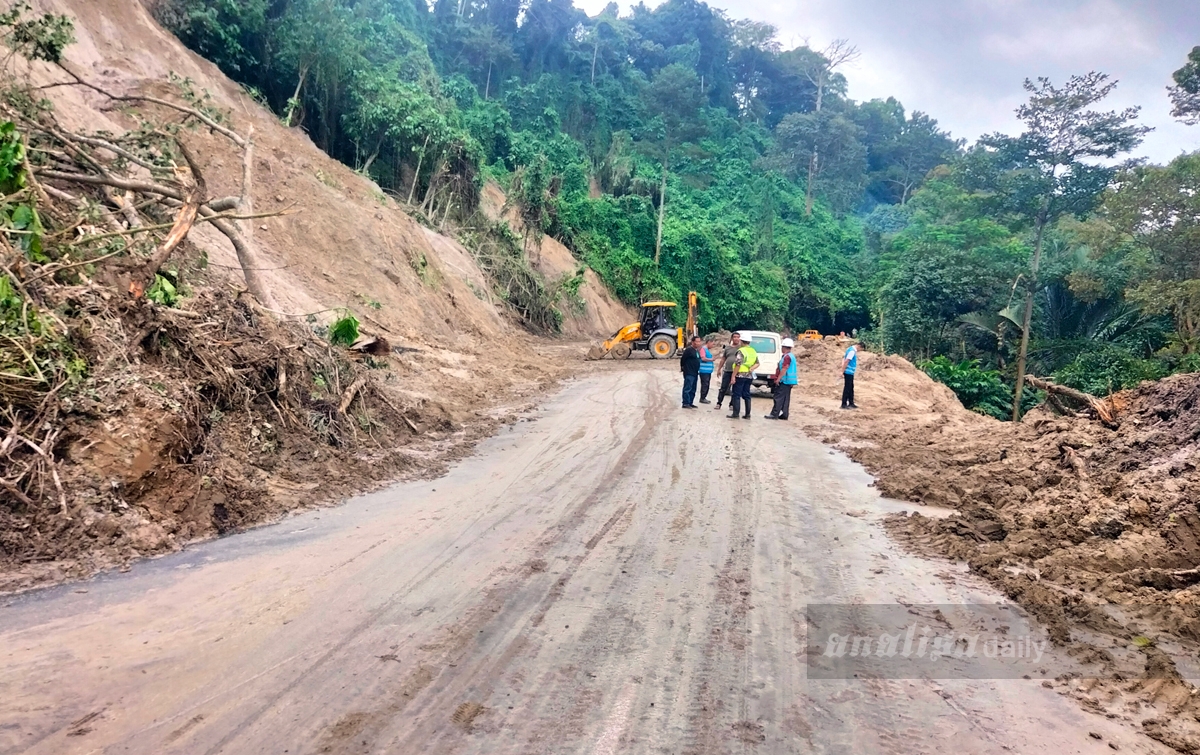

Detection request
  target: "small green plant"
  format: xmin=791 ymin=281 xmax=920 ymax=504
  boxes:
xmin=146 ymin=273 xmax=180 ymax=306
xmin=0 ymin=121 xmax=45 ymax=261
xmin=242 ymin=85 xmax=270 ymax=109
xmin=410 ymin=251 xmax=434 ymax=284
xmin=0 ymin=121 xmax=25 ymax=192
xmin=314 ymin=169 xmax=339 ymax=189
xmin=356 ymin=293 xmax=382 ymax=310
xmin=328 ymin=311 xmax=360 ymax=346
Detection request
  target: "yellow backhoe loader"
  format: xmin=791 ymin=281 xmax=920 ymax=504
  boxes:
xmin=587 ymin=291 xmax=699 ymax=360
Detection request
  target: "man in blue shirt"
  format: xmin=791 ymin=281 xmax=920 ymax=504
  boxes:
xmin=765 ymin=338 xmax=797 ymax=420
xmin=840 ymin=342 xmax=858 ymax=409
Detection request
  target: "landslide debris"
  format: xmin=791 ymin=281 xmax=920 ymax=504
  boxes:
xmin=793 ymin=339 xmax=1200 ymax=753
xmin=0 ymin=0 xmax=577 ymax=594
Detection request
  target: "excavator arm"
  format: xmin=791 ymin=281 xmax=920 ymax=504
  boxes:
xmin=604 ymin=323 xmax=642 ymax=351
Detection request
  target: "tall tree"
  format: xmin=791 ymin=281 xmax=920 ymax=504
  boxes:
xmin=1169 ymin=46 xmax=1200 ymax=124
xmin=641 ymin=63 xmax=705 ymax=265
xmin=1105 ymin=154 xmax=1200 ymax=352
xmin=856 ymin=99 xmax=961 ymax=205
xmin=461 ymin=23 xmax=514 ymax=98
xmin=796 ymin=39 xmax=859 ymax=216
xmin=997 ymin=73 xmax=1150 ymax=420
xmin=772 ymin=109 xmax=867 ymax=215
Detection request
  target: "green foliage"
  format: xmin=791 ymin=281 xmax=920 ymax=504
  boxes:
xmin=0 ymin=2 xmax=75 ymax=63
xmin=146 ymin=274 xmax=181 ymax=307
xmin=0 ymin=122 xmax=44 ymax=261
xmin=919 ymin=356 xmax=1012 ymax=420
xmin=876 ymin=182 xmax=1028 ymax=358
xmin=1170 ymin=46 xmax=1200 ymax=124
xmin=328 ymin=312 xmax=360 ymax=346
xmin=1054 ymin=344 xmax=1166 ymax=396
xmin=0 ymin=273 xmax=86 ymax=405
xmin=154 ymin=0 xmax=264 ymax=74
xmin=0 ymin=120 xmax=25 ymax=193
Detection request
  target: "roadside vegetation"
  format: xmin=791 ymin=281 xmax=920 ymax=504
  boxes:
xmin=148 ymin=0 xmax=1200 ymax=417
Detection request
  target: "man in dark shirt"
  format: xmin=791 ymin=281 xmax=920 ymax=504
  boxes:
xmin=680 ymin=336 xmax=702 ymax=409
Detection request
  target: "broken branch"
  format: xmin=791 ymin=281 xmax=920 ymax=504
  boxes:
xmin=338 ymin=375 xmax=368 ymax=415
xmin=134 ymin=139 xmax=206 ymax=297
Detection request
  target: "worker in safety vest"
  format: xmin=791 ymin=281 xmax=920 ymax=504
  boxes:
xmin=727 ymin=338 xmax=759 ymax=420
xmin=765 ymin=338 xmax=797 ymax=420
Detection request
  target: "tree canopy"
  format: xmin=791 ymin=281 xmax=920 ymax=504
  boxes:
xmin=156 ymin=0 xmax=1200 ymax=417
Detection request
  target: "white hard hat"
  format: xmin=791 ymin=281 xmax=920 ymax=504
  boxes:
xmin=781 ymin=338 xmax=794 ymax=347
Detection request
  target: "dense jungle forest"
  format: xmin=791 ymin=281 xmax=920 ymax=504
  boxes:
xmin=156 ymin=0 xmax=1200 ymax=418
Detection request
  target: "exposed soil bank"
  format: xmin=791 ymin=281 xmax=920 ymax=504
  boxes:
xmin=791 ymin=339 xmax=1200 ymax=753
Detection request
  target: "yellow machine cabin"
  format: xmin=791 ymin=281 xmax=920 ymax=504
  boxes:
xmin=587 ymin=292 xmax=698 ymax=360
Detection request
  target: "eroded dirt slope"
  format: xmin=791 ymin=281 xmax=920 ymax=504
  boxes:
xmin=1 ymin=0 xmax=596 ymax=592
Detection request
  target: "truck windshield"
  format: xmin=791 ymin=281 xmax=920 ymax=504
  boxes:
xmin=749 ymin=337 xmax=776 ymax=354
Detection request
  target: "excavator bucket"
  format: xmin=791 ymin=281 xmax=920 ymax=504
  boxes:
xmin=586 ymin=344 xmax=608 ymax=360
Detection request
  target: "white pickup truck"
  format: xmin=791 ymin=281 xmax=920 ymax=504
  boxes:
xmin=735 ymin=330 xmax=782 ymax=392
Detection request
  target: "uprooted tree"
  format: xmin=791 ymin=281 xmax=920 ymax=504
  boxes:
xmin=0 ymin=4 xmax=292 ymax=511
xmin=0 ymin=6 xmax=420 ymax=547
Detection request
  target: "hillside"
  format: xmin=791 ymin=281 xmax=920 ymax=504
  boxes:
xmin=479 ymin=181 xmax=634 ymax=339
xmin=0 ymin=0 xmax=622 ymax=591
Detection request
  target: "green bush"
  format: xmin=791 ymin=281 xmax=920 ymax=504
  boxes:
xmin=1053 ymin=344 xmax=1166 ymax=395
xmin=919 ymin=356 xmax=1012 ymax=420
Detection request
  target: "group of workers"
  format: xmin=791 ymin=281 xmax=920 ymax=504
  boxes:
xmin=678 ymin=332 xmax=859 ymax=419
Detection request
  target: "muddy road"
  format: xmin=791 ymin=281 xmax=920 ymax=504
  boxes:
xmin=0 ymin=364 xmax=1169 ymax=754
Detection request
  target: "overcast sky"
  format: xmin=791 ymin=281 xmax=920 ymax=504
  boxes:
xmin=577 ymin=0 xmax=1200 ymax=163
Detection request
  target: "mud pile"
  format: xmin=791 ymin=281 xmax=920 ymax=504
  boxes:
xmin=795 ymin=340 xmax=1200 ymax=624
xmin=793 ymin=340 xmax=1200 ymax=751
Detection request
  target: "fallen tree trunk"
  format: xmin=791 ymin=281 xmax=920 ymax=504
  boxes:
xmin=1026 ymin=375 xmax=1117 ymax=427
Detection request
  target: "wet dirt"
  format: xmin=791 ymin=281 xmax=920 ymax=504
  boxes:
xmin=0 ymin=363 xmax=1172 ymax=754
xmin=790 ymin=339 xmax=1200 ymax=753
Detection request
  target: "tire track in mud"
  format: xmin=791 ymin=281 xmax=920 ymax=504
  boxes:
xmin=678 ymin=430 xmax=761 ymax=755
xmin=355 ymin=373 xmax=670 ymax=752
xmin=507 ymin=430 xmax=711 ymax=753
xmin=794 ymin=450 xmax=1005 ymax=755
xmin=201 ymin=374 xmax=659 ymax=754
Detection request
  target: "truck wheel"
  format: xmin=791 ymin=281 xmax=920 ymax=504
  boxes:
xmin=611 ymin=342 xmax=632 ymax=359
xmin=649 ymin=334 xmax=677 ymax=359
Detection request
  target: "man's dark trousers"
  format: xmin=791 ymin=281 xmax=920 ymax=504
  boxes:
xmin=841 ymin=373 xmax=855 ymax=407
xmin=770 ymin=383 xmax=792 ymax=419
xmin=716 ymin=371 xmax=733 ymax=406
xmin=699 ymin=372 xmax=712 ymax=402
xmin=730 ymin=376 xmax=753 ymax=417
xmin=682 ymin=374 xmax=698 ymax=407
